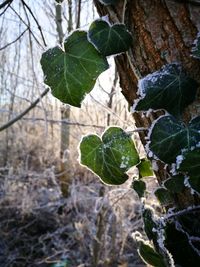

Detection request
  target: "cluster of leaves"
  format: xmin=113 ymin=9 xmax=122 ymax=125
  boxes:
xmin=130 ymin=37 xmax=200 ymax=266
xmin=40 ymin=0 xmax=200 ymax=265
xmin=41 ymin=17 xmax=132 ymax=107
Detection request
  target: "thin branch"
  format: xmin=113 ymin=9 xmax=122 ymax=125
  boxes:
xmin=0 ymin=88 xmax=50 ymax=132
xmin=0 ymin=0 xmax=12 ymax=16
xmin=0 ymin=0 xmax=13 ymax=9
xmin=164 ymin=205 xmax=200 ymax=220
xmin=21 ymin=117 xmax=105 ymax=129
xmin=20 ymin=0 xmax=47 ymax=46
xmin=10 ymin=6 xmax=44 ymax=48
xmin=0 ymin=28 xmax=28 ymax=51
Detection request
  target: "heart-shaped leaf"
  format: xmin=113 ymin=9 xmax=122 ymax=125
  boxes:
xmin=154 ymin=188 xmax=173 ymax=206
xmin=88 ymin=19 xmax=132 ymax=56
xmin=138 ymin=241 xmax=166 ymax=267
xmin=132 ymin=180 xmax=146 ymax=198
xmin=148 ymin=115 xmax=200 ymax=163
xmin=80 ymin=127 xmax=139 ymax=185
xmin=192 ymin=34 xmax=200 ymax=59
xmin=98 ymin=0 xmax=119 ymax=5
xmin=41 ymin=31 xmax=109 ymax=107
xmin=133 ymin=64 xmax=198 ymax=118
xmin=137 ymin=158 xmax=154 ymax=178
xmin=164 ymin=175 xmax=185 ymax=193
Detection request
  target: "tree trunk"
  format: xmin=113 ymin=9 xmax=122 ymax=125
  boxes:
xmin=55 ymin=1 xmax=71 ymax=197
xmin=94 ymin=0 xmax=200 ymax=208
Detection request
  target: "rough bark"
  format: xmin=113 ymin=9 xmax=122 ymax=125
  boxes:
xmin=94 ymin=0 xmax=200 ymax=208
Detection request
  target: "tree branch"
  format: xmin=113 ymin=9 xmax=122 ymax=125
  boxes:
xmin=0 ymin=28 xmax=28 ymax=51
xmin=21 ymin=117 xmax=105 ymax=129
xmin=0 ymin=0 xmax=13 ymax=9
xmin=0 ymin=88 xmax=50 ymax=132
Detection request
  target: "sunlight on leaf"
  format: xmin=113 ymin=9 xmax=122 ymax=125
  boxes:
xmin=137 ymin=158 xmax=153 ymax=178
xmin=138 ymin=241 xmax=166 ymax=267
xmin=41 ymin=31 xmax=108 ymax=107
xmin=80 ymin=127 xmax=139 ymax=185
xmin=88 ymin=19 xmax=132 ymax=56
xmin=133 ymin=64 xmax=198 ymax=118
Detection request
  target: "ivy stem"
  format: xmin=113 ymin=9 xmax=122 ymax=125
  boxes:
xmin=164 ymin=205 xmax=200 ymax=221
xmin=127 ymin=127 xmax=148 ymax=134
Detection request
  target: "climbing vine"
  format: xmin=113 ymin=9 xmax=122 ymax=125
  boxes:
xmin=41 ymin=0 xmax=200 ymax=266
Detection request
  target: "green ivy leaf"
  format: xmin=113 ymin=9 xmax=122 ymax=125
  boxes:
xmin=154 ymin=188 xmax=173 ymax=206
xmin=189 ymin=177 xmax=200 ymax=194
xmin=164 ymin=175 xmax=185 ymax=193
xmin=149 ymin=115 xmax=200 ymax=163
xmin=178 ymin=148 xmax=200 ymax=193
xmin=178 ymin=148 xmax=200 ymax=178
xmin=165 ymin=223 xmax=200 ymax=266
xmin=138 ymin=241 xmax=166 ymax=267
xmin=134 ymin=64 xmax=198 ymax=118
xmin=192 ymin=34 xmax=200 ymax=59
xmin=137 ymin=158 xmax=154 ymax=178
xmin=98 ymin=0 xmax=119 ymax=6
xmin=88 ymin=19 xmax=132 ymax=56
xmin=80 ymin=127 xmax=139 ymax=185
xmin=132 ymin=180 xmax=146 ymax=198
xmin=41 ymin=31 xmax=108 ymax=107
xmin=142 ymin=208 xmax=158 ymax=246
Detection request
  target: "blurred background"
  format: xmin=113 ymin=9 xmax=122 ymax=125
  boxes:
xmin=0 ymin=1 xmax=156 ymax=266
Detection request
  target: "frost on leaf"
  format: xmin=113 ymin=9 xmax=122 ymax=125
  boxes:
xmin=178 ymin=148 xmax=200 ymax=194
xmin=40 ymin=31 xmax=108 ymax=107
xmin=88 ymin=19 xmax=132 ymax=56
xmin=149 ymin=115 xmax=200 ymax=164
xmin=79 ymin=127 xmax=139 ymax=185
xmin=133 ymin=63 xmax=198 ymax=118
xmin=178 ymin=148 xmax=200 ymax=178
xmin=165 ymin=222 xmax=200 ymax=266
xmin=192 ymin=34 xmax=200 ymax=59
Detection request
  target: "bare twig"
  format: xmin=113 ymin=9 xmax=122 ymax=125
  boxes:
xmin=165 ymin=205 xmax=200 ymax=220
xmin=10 ymin=6 xmax=44 ymax=48
xmin=0 ymin=0 xmax=13 ymax=9
xmin=0 ymin=88 xmax=50 ymax=132
xmin=21 ymin=117 xmax=105 ymax=129
xmin=0 ymin=28 xmax=28 ymax=51
xmin=21 ymin=0 xmax=47 ymax=46
xmin=0 ymin=0 xmax=12 ymax=16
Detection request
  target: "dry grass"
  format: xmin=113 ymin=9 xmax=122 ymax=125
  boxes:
xmin=0 ymin=165 xmax=146 ymax=267
xmin=0 ymin=84 xmax=151 ymax=267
